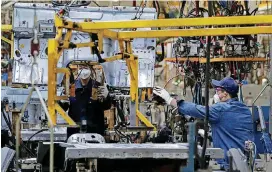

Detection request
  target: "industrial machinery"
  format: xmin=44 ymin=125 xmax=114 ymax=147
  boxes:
xmin=1 ymin=1 xmax=272 ymax=172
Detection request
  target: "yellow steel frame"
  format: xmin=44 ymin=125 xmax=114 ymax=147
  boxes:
xmin=48 ymin=14 xmax=272 ymax=129
xmin=1 ymin=25 xmax=14 ymax=59
xmin=55 ymin=15 xmax=272 ymax=29
xmin=1 ymin=25 xmax=12 ymax=32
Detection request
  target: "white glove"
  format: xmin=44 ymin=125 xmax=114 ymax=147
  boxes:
xmin=98 ymin=83 xmax=109 ymax=99
xmin=153 ymin=86 xmax=173 ymax=105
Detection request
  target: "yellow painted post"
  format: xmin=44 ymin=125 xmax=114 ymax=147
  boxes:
xmin=98 ymin=31 xmax=104 ymax=53
xmin=126 ymin=41 xmax=140 ymax=126
xmin=141 ymin=89 xmax=146 ymax=102
xmin=47 ymin=39 xmax=58 ymax=125
xmin=126 ymin=57 xmax=139 ymax=126
xmin=55 ymin=104 xmax=77 ymax=125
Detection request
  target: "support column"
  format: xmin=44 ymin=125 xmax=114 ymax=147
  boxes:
xmin=269 ymin=41 xmax=272 ymax=136
xmin=48 ymin=39 xmax=58 ymax=125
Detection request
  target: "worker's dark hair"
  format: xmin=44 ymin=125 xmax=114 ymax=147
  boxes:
xmin=229 ymin=93 xmax=238 ymax=98
xmin=221 ymin=88 xmax=238 ymax=98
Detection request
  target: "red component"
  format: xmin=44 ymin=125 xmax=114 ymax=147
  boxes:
xmin=31 ymin=39 xmax=39 ymax=56
xmin=59 ymin=9 xmax=64 ymax=15
xmin=154 ymin=65 xmax=163 ymax=68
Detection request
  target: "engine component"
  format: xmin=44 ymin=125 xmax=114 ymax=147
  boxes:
xmin=67 ymin=133 xmax=105 ymax=144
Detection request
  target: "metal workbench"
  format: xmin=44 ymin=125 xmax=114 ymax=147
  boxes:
xmin=46 ymin=142 xmax=225 ymax=160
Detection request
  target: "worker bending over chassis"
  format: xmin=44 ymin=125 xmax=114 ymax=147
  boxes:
xmin=68 ymin=65 xmax=111 ymax=137
xmin=153 ymin=77 xmax=253 ymax=170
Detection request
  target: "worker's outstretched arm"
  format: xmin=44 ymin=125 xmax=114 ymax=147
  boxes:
xmin=153 ymin=86 xmax=221 ymax=123
xmin=176 ymin=100 xmax=221 ymax=123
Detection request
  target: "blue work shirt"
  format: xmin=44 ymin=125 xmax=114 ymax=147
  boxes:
xmin=178 ymin=98 xmax=253 ymax=168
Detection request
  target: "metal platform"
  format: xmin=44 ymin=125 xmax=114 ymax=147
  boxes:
xmin=21 ymin=129 xmax=67 ymax=141
xmin=52 ymin=143 xmax=224 ymax=160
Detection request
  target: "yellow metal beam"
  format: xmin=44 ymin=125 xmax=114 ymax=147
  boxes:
xmin=101 ymin=29 xmax=119 ymax=39
xmin=48 ymin=39 xmax=58 ymax=125
xmin=69 ymin=61 xmax=100 ymax=66
xmin=55 ymin=28 xmax=62 ymax=41
xmin=56 ymin=68 xmax=70 ymax=74
xmin=1 ymin=25 xmax=12 ymax=32
xmin=104 ymin=54 xmax=124 ymax=62
xmin=55 ymin=104 xmax=77 ymax=126
xmin=136 ymin=110 xmax=155 ymax=130
xmin=118 ymin=26 xmax=272 ymax=38
xmin=56 ymin=15 xmax=272 ymax=30
xmin=48 ymin=39 xmax=77 ymax=126
xmin=1 ymin=36 xmax=12 ymax=45
xmin=55 ymin=96 xmax=68 ymax=100
xmin=259 ymin=2 xmax=272 ymax=10
xmin=103 ymin=53 xmax=137 ymax=62
xmin=210 ymin=57 xmax=269 ymax=63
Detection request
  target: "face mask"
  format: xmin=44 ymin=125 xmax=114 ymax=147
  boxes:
xmin=79 ymin=69 xmax=91 ymax=79
xmin=213 ymin=94 xmax=220 ymax=103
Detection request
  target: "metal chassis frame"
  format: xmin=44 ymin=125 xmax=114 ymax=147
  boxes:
xmin=48 ymin=14 xmax=272 ymax=128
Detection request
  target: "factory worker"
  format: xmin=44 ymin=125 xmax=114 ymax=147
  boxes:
xmin=67 ymin=65 xmax=111 ymax=137
xmin=153 ymin=77 xmax=253 ymax=170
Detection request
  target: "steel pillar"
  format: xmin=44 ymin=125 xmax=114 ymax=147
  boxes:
xmin=269 ymin=41 xmax=272 ymax=137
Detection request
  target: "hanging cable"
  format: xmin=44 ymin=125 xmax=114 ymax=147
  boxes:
xmin=1 ymin=107 xmax=12 ymax=133
xmin=179 ymin=0 xmax=187 ymax=18
xmin=26 ymin=129 xmax=48 ymax=145
xmin=133 ymin=0 xmax=146 ymax=20
xmin=16 ymin=6 xmax=55 ymax=171
xmin=200 ymin=0 xmax=213 ymax=169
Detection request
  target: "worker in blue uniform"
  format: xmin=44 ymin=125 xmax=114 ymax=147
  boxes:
xmin=67 ymin=66 xmax=112 ymax=137
xmin=153 ymin=77 xmax=253 ymax=170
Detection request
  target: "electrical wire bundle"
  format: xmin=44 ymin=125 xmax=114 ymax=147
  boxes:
xmin=132 ymin=0 xmax=147 ymax=20
xmin=52 ymin=0 xmax=91 ymax=7
xmin=113 ymin=127 xmax=142 ymax=143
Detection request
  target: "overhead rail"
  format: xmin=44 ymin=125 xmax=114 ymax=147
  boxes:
xmin=56 ymin=15 xmax=272 ymax=29
xmin=55 ymin=15 xmax=272 ymax=40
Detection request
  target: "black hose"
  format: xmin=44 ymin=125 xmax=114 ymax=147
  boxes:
xmin=195 ymin=0 xmax=200 ymax=16
xmin=26 ymin=129 xmax=48 ymax=146
xmin=179 ymin=0 xmax=187 ymax=18
xmin=244 ymin=0 xmax=250 ymax=15
xmin=115 ymin=100 xmax=125 ymax=123
xmin=114 ymin=128 xmax=132 ymax=143
xmin=152 ymin=1 xmax=165 ymax=62
xmin=1 ymin=108 xmax=13 ymax=133
xmin=200 ymin=0 xmax=213 ymax=169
